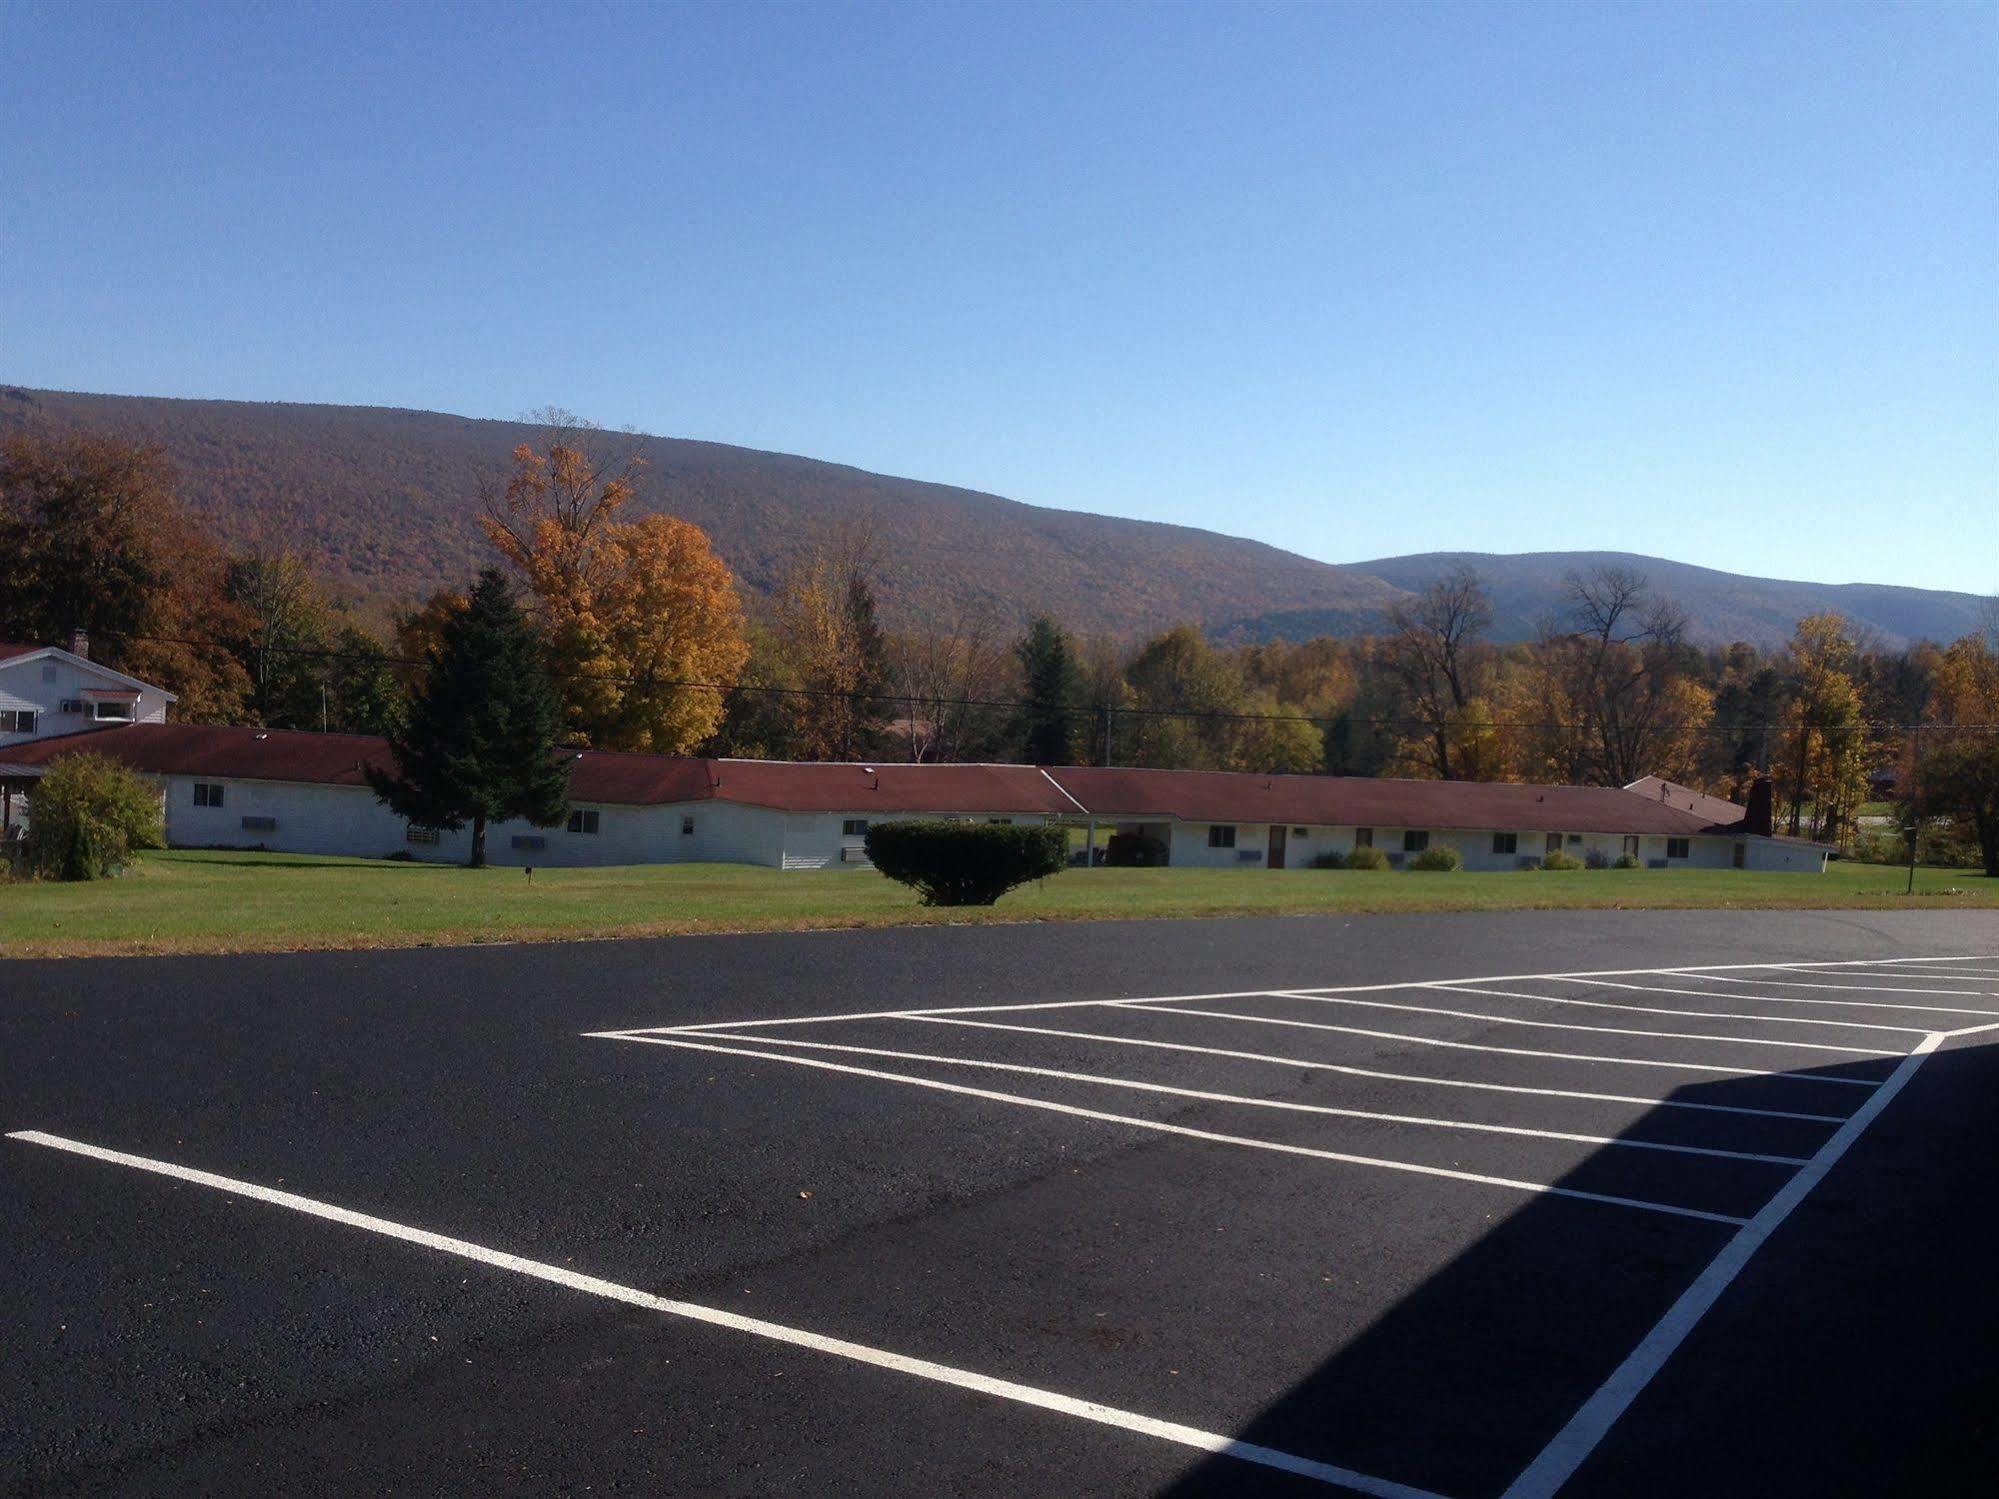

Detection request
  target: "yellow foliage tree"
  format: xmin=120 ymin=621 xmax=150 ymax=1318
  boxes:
xmin=482 ymin=429 xmax=747 ymax=753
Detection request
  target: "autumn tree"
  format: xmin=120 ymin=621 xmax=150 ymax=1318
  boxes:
xmin=1517 ymin=567 xmax=1711 ymax=786
xmin=1121 ymin=625 xmax=1245 ymax=770
xmin=1375 ymin=566 xmax=1499 ymax=780
xmin=771 ymin=524 xmax=893 ymax=760
xmin=891 ymin=604 xmax=1012 ymax=763
xmin=366 ymin=569 xmax=569 ymax=867
xmin=482 ymin=416 xmax=747 ymax=753
xmin=0 ymin=429 xmax=249 ymax=720
xmin=224 ymin=550 xmax=336 ymax=728
xmin=1778 ymin=612 xmax=1869 ymax=841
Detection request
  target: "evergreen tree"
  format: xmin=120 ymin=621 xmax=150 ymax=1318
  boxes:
xmin=365 ymin=569 xmax=570 ymax=867
xmin=1015 ymin=615 xmax=1081 ymax=764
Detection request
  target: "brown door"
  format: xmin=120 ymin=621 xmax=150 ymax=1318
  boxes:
xmin=1267 ymin=825 xmax=1287 ymax=869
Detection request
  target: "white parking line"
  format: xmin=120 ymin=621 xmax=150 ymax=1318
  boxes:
xmin=911 ymin=1015 xmax=1847 ymax=1123
xmin=600 ymin=1034 xmax=1753 ymax=1225
xmin=1427 ymin=984 xmax=1932 ymax=1035
xmin=1775 ymin=967 xmax=1999 ymax=987
xmin=1497 ymin=1032 xmax=1946 ymax=1499
xmin=688 ymin=1030 xmax=1809 ymax=1165
xmin=1254 ymin=993 xmax=1892 ymax=1057
xmin=1115 ymin=1004 xmax=1883 ymax=1086
xmin=1690 ymin=973 xmax=1999 ymax=1000
xmin=1546 ymin=975 xmax=1999 ymax=1020
xmin=4 ymin=1131 xmax=1439 ymax=1499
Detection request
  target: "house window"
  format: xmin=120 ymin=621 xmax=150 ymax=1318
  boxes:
xmin=1545 ymin=833 xmax=1562 ymax=854
xmin=58 ymin=699 xmax=87 ymax=715
xmin=511 ymin=834 xmax=546 ymax=851
xmin=1207 ymin=825 xmax=1237 ymax=849
xmin=987 ymin=817 xmax=1012 ymax=824
xmin=405 ymin=824 xmax=439 ymax=845
xmin=1403 ymin=830 xmax=1430 ymax=853
xmin=93 ymin=699 xmax=136 ymax=722
xmin=1292 ymin=827 xmax=1309 ymax=838
xmin=1666 ymin=837 xmax=1691 ymax=860
xmin=193 ymin=782 xmax=225 ymax=807
xmin=568 ymin=808 xmax=600 ymax=835
xmin=1492 ymin=832 xmax=1517 ymax=855
xmin=681 ymin=815 xmax=695 ymax=836
xmin=1354 ymin=828 xmax=1373 ymax=848
xmin=0 ymin=709 xmax=34 ymax=734
xmin=41 ymin=663 xmax=58 ymax=682
xmin=1623 ymin=835 xmax=1641 ymax=857
xmin=842 ymin=819 xmax=868 ymax=837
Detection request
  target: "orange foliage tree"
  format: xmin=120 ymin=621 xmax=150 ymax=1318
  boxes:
xmin=481 ymin=420 xmax=746 ymax=752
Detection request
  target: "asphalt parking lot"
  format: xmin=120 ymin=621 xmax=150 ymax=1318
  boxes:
xmin=4 ymin=908 xmax=1996 ymax=1497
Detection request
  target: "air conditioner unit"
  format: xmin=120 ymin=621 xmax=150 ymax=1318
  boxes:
xmin=840 ymin=845 xmax=871 ymax=863
xmin=1236 ymin=849 xmax=1263 ymax=863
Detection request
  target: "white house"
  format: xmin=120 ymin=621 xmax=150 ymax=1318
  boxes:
xmin=2 ymin=714 xmax=1826 ymax=873
xmin=0 ymin=636 xmax=174 ymax=750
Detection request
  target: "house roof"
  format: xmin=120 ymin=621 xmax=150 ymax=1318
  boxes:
xmin=7 ymin=722 xmax=1748 ymax=833
xmin=1044 ymin=765 xmax=1736 ymax=836
xmin=0 ymin=644 xmax=178 ymax=698
xmin=1622 ymin=775 xmax=1747 ymax=827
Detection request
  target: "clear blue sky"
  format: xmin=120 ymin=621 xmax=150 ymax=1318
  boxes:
xmin=5 ymin=0 xmax=1994 ymax=594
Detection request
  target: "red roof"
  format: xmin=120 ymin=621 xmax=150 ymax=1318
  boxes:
xmin=0 ymin=642 xmax=43 ymax=663
xmin=1043 ymin=765 xmax=1736 ymax=836
xmin=7 ymin=723 xmax=1743 ymax=832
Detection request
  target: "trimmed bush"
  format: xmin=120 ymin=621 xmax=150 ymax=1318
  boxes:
xmin=22 ymin=753 xmax=164 ymax=881
xmin=1612 ymin=852 xmax=1642 ymax=869
xmin=1344 ymin=843 xmax=1390 ymax=871
xmin=1308 ymin=849 xmax=1348 ymax=870
xmin=1540 ymin=848 xmax=1585 ymax=871
xmin=1407 ymin=844 xmax=1463 ymax=872
xmin=1102 ymin=831 xmax=1168 ymax=867
xmin=865 ymin=820 xmax=1067 ymax=906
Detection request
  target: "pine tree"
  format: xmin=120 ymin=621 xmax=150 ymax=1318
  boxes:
xmin=365 ymin=569 xmax=570 ymax=867
xmin=1015 ymin=616 xmax=1081 ymax=765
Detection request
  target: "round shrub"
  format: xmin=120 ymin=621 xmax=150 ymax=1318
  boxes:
xmin=1612 ymin=852 xmax=1642 ymax=869
xmin=1103 ymin=830 xmax=1168 ymax=867
xmin=1344 ymin=843 xmax=1390 ymax=871
xmin=23 ymin=752 xmax=164 ymax=881
xmin=1308 ymin=849 xmax=1347 ymax=870
xmin=1540 ymin=848 xmax=1585 ymax=871
xmin=864 ymin=820 xmax=1068 ymax=906
xmin=1407 ymin=844 xmax=1463 ymax=872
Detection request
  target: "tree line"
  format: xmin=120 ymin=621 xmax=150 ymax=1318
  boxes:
xmin=4 ymin=421 xmax=1995 ymax=867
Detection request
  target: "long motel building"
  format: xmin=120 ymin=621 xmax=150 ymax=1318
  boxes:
xmin=0 ymin=642 xmax=1824 ymax=874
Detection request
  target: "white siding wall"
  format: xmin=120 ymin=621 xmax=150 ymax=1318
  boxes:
xmin=1742 ymin=837 xmax=1828 ymax=872
xmin=0 ymin=653 xmax=171 ymax=749
xmin=1158 ymin=822 xmax=1749 ymax=872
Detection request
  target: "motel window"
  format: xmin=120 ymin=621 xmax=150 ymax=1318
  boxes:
xmin=1491 ymin=832 xmax=1517 ymax=855
xmin=1354 ymin=828 xmax=1373 ymax=848
xmin=193 ymin=782 xmax=225 ymax=808
xmin=1403 ymin=830 xmax=1429 ymax=853
xmin=1545 ymin=833 xmax=1562 ymax=854
xmin=568 ymin=808 xmax=600 ymax=835
xmin=1292 ymin=826 xmax=1308 ymax=838
xmin=842 ymin=818 xmax=868 ymax=837
xmin=0 ymin=709 xmax=34 ymax=734
xmin=987 ymin=817 xmax=1013 ymax=824
xmin=1208 ymin=825 xmax=1237 ymax=849
xmin=682 ymin=815 xmax=696 ymax=836
xmin=405 ymin=824 xmax=439 ymax=846
xmin=93 ymin=699 xmax=136 ymax=722
xmin=1666 ymin=837 xmax=1691 ymax=860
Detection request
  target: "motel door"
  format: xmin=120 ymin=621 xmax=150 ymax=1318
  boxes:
xmin=1267 ymin=825 xmax=1287 ymax=869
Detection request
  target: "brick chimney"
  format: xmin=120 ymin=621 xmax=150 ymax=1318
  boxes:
xmin=67 ymin=629 xmax=89 ymax=660
xmin=1745 ymin=777 xmax=1774 ymax=838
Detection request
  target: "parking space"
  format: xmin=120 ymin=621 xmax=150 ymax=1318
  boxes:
xmin=4 ymin=917 xmax=1997 ymax=1498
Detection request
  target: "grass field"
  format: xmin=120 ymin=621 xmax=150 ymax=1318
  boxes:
xmin=2 ymin=848 xmax=1995 ymax=958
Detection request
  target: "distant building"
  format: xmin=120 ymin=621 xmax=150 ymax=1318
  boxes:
xmin=4 ymin=715 xmax=1827 ymax=872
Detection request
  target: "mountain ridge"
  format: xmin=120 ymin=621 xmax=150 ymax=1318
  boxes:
xmin=1 ymin=387 xmax=1985 ymax=650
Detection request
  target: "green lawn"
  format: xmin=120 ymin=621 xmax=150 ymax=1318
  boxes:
xmin=2 ymin=848 xmax=1995 ymax=958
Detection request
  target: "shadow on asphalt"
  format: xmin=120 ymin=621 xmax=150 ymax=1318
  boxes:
xmin=1154 ymin=1043 xmax=1999 ymax=1499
